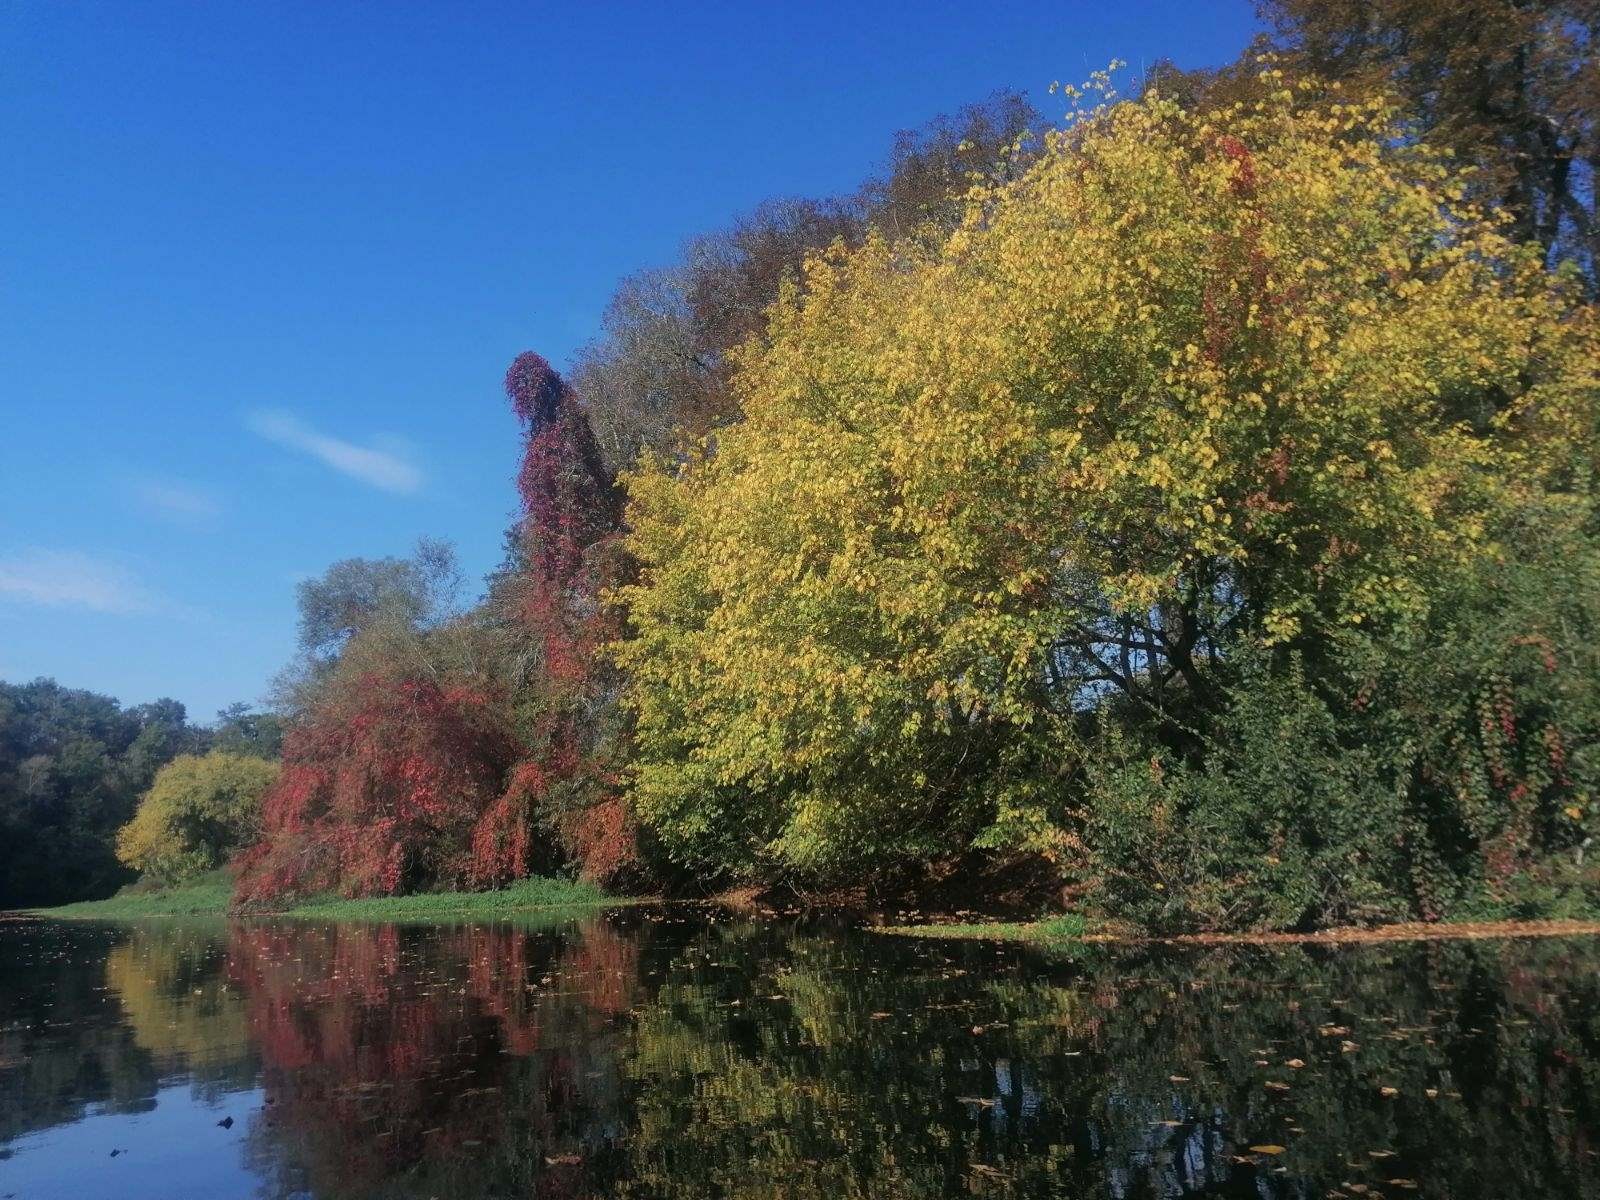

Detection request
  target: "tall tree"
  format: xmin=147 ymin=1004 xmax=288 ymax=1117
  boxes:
xmin=616 ymin=74 xmax=1600 ymax=918
xmin=475 ymin=354 xmax=635 ymax=886
xmin=1261 ymin=0 xmax=1599 ymax=289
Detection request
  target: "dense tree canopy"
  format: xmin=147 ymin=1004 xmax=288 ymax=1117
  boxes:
xmin=572 ymin=92 xmax=1041 ymax=475
xmin=1262 ymin=0 xmax=1599 ymax=289
xmin=617 ymin=72 xmax=1600 ymax=925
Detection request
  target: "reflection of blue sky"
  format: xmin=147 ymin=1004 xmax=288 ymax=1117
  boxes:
xmin=0 ymin=1082 xmax=263 ymax=1200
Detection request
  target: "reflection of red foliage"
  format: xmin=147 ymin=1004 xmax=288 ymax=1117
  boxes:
xmin=228 ymin=919 xmax=637 ymax=1196
xmin=235 ymin=676 xmax=517 ymax=901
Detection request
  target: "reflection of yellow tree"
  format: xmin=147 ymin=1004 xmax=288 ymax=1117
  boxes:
xmin=104 ymin=922 xmax=250 ymax=1071
xmin=614 ymin=926 xmax=1600 ymax=1199
xmin=619 ymin=930 xmax=1067 ymax=1199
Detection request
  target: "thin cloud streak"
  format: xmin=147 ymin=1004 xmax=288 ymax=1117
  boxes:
xmin=0 ymin=549 xmax=166 ymax=615
xmin=247 ymin=409 xmax=423 ymax=494
xmin=132 ymin=477 xmax=224 ymax=525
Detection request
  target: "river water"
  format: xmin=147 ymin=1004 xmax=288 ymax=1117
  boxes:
xmin=1 ymin=909 xmax=1596 ymax=1198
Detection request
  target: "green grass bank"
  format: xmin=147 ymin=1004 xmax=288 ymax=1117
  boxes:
xmin=28 ymin=873 xmax=627 ymax=922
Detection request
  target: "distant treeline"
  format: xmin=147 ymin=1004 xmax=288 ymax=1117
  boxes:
xmin=0 ymin=681 xmax=278 ymax=906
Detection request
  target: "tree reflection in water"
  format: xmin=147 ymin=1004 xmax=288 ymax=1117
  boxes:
xmin=2 ymin=912 xmax=1598 ymax=1199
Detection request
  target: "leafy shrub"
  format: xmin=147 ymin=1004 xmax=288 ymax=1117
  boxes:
xmin=116 ymin=752 xmax=278 ymax=885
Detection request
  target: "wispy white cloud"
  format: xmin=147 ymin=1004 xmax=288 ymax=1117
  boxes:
xmin=132 ymin=477 xmax=224 ymax=526
xmin=246 ymin=409 xmax=423 ymax=494
xmin=0 ymin=549 xmax=166 ymax=615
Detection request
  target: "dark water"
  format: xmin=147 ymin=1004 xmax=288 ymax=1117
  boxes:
xmin=1 ymin=911 xmax=1597 ymax=1199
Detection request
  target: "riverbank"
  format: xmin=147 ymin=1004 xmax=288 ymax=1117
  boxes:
xmin=872 ymin=915 xmax=1600 ymax=946
xmin=29 ymin=874 xmax=627 ymax=922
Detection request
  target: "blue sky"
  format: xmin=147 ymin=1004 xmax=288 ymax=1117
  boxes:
xmin=0 ymin=0 xmax=1259 ymax=721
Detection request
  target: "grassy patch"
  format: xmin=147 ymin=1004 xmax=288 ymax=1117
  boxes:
xmin=871 ymin=913 xmax=1090 ymax=942
xmin=33 ymin=876 xmax=235 ymax=919
xmin=281 ymin=876 xmax=617 ymax=921
xmin=30 ymin=874 xmax=629 ymax=923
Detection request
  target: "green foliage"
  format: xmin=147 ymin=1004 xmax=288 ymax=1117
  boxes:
xmin=275 ymin=875 xmax=614 ymax=921
xmin=292 ymin=536 xmax=461 ymax=661
xmin=209 ymin=702 xmax=285 ymax=758
xmin=0 ymin=679 xmax=207 ymax=906
xmin=34 ymin=872 xmax=616 ymax=920
xmin=1076 ymin=658 xmax=1406 ymax=932
xmin=115 ymin=751 xmax=278 ymax=885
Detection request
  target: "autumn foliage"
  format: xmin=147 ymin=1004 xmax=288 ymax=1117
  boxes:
xmin=491 ymin=352 xmax=637 ymax=886
xmin=616 ymin=70 xmax=1600 ymax=926
xmin=236 ymin=356 xmax=634 ymax=902
xmin=231 ymin=58 xmax=1600 ymax=932
xmin=234 ymin=675 xmax=516 ymax=901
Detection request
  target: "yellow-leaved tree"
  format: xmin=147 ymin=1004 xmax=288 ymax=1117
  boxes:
xmin=117 ymin=751 xmax=279 ymax=885
xmin=615 ymin=68 xmax=1599 ymax=903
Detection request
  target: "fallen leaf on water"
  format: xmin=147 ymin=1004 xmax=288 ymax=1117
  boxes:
xmin=1264 ymin=1081 xmax=1291 ymax=1092
xmin=1286 ymin=1059 xmax=1305 ymax=1069
xmin=544 ymin=1154 xmax=582 ymax=1166
xmin=1250 ymin=1144 xmax=1287 ymax=1155
xmin=1386 ymin=1179 xmax=1419 ymax=1190
xmin=1425 ymin=1088 xmax=1439 ymax=1099
xmin=1379 ymin=1086 xmax=1399 ymax=1098
xmin=1169 ymin=1075 xmax=1190 ymax=1083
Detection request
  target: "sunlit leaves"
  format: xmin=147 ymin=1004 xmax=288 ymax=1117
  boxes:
xmin=616 ymin=74 xmax=1600 ymax=888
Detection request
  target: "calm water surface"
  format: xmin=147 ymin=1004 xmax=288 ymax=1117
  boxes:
xmin=1 ymin=909 xmax=1597 ymax=1199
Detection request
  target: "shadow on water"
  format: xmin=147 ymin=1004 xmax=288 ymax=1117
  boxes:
xmin=1 ymin=908 xmax=1598 ymax=1198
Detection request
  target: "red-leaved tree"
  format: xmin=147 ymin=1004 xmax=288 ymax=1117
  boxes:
xmin=236 ymin=352 xmax=637 ymax=903
xmin=473 ymin=353 xmax=638 ymax=887
xmin=235 ymin=675 xmax=519 ymax=901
